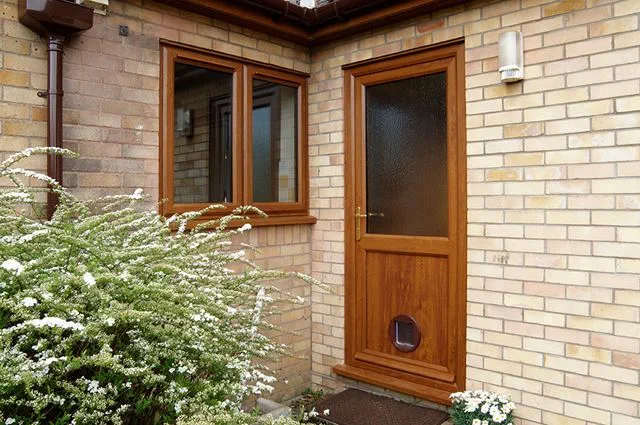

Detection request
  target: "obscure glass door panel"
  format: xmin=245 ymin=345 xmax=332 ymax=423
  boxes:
xmin=365 ymin=72 xmax=448 ymax=237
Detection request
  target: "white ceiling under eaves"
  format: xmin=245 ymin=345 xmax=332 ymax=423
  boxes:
xmin=300 ymin=0 xmax=316 ymax=8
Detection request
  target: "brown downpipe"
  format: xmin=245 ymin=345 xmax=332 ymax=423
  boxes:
xmin=18 ymin=0 xmax=93 ymax=219
xmin=43 ymin=35 xmax=64 ymax=219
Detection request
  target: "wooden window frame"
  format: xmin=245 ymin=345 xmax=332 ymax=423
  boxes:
xmin=160 ymin=41 xmax=314 ymax=227
xmin=244 ymin=65 xmax=308 ymax=216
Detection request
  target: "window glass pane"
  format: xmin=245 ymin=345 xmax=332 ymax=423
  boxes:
xmin=252 ymin=79 xmax=298 ymax=203
xmin=365 ymin=72 xmax=448 ymax=237
xmin=173 ymin=62 xmax=233 ymax=203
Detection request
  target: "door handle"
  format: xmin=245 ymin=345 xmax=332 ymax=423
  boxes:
xmin=355 ymin=209 xmax=384 ymax=218
xmin=355 ymin=207 xmax=364 ymax=241
xmin=355 ymin=207 xmax=384 ymax=240
xmin=355 ymin=208 xmax=367 ymax=219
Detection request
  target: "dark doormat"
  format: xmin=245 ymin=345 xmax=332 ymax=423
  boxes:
xmin=315 ymin=388 xmax=449 ymax=425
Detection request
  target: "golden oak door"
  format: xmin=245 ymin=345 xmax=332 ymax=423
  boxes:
xmin=335 ymin=42 xmax=466 ymax=405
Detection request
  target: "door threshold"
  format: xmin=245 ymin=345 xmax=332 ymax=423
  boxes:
xmin=333 ymin=364 xmax=454 ymax=406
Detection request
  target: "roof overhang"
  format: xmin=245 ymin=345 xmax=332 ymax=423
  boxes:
xmin=156 ymin=0 xmax=465 ymax=47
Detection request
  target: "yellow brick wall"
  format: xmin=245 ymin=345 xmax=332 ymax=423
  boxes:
xmin=308 ymin=1 xmax=640 ymax=424
xmin=0 ymin=0 xmax=312 ymax=402
xmin=2 ymin=0 xmax=640 ymax=420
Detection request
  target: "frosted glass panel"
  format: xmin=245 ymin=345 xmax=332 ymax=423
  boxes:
xmin=173 ymin=62 xmax=233 ymax=203
xmin=365 ymin=72 xmax=448 ymax=237
xmin=252 ymin=79 xmax=298 ymax=203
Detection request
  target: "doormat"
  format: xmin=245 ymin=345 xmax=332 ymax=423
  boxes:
xmin=315 ymin=388 xmax=449 ymax=425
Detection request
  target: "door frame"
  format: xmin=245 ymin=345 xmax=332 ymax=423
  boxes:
xmin=334 ymin=40 xmax=467 ymax=405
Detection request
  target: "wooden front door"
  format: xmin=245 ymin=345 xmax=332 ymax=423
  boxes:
xmin=335 ymin=41 xmax=466 ymax=405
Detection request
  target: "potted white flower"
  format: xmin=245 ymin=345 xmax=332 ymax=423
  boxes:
xmin=449 ymin=390 xmax=515 ymax=425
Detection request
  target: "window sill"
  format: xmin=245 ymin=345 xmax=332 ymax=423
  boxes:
xmin=171 ymin=214 xmax=317 ymax=231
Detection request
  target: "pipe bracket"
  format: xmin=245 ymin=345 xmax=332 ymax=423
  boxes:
xmin=37 ymin=90 xmax=64 ymax=97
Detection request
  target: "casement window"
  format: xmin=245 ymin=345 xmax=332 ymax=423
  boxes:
xmin=160 ymin=42 xmax=313 ymax=226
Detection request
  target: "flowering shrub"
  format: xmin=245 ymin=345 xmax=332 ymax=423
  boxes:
xmin=0 ymin=148 xmax=313 ymax=425
xmin=449 ymin=390 xmax=515 ymax=425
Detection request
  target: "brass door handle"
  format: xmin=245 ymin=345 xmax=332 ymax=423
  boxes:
xmin=355 ymin=209 xmax=384 ymax=219
xmin=355 ymin=207 xmax=384 ymax=240
xmin=355 ymin=207 xmax=364 ymax=240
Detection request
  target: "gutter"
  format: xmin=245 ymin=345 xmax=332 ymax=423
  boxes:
xmin=18 ymin=0 xmax=94 ymax=219
xmin=159 ymin=0 xmax=464 ymax=46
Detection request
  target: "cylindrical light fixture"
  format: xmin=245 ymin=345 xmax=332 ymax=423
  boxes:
xmin=498 ymin=31 xmax=524 ymax=83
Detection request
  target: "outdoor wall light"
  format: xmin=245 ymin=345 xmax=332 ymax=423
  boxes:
xmin=175 ymin=108 xmax=193 ymax=137
xmin=498 ymin=31 xmax=524 ymax=83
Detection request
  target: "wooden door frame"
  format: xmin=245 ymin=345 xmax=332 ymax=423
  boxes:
xmin=334 ymin=39 xmax=467 ymax=405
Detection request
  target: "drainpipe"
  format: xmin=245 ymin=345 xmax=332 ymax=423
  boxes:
xmin=18 ymin=0 xmax=93 ymax=219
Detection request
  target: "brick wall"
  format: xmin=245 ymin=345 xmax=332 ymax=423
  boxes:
xmin=308 ymin=1 xmax=640 ymax=424
xmin=0 ymin=0 xmax=312 ymax=402
xmin=2 ymin=0 xmax=640 ymax=421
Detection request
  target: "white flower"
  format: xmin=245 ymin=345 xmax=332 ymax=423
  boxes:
xmin=237 ymin=223 xmax=252 ymax=233
xmin=15 ymin=317 xmax=84 ymax=331
xmin=6 ymin=419 xmax=16 ymax=425
xmin=323 ymin=409 xmax=330 ymax=416
xmin=21 ymin=297 xmax=38 ymax=307
xmin=450 ymin=390 xmax=514 ymax=424
xmin=464 ymin=398 xmax=480 ymax=413
xmin=132 ymin=188 xmax=144 ymax=200
xmin=105 ymin=318 xmax=115 ymax=327
xmin=503 ymin=401 xmax=516 ymax=413
xmin=492 ymin=412 xmax=507 ymax=423
xmin=228 ymin=250 xmax=245 ymax=260
xmin=83 ymin=272 xmax=96 ymax=286
xmin=87 ymin=380 xmax=101 ymax=393
xmin=2 ymin=259 xmax=24 ymax=276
